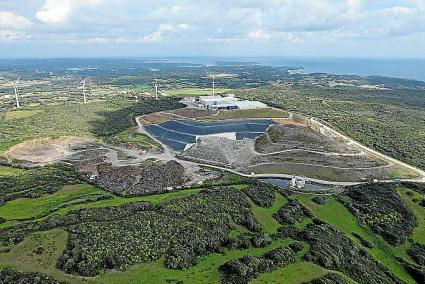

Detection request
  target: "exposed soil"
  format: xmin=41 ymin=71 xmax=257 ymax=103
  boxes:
xmin=244 ymin=162 xmax=394 ymax=182
xmin=249 ymin=151 xmax=387 ymax=168
xmin=6 ymin=137 xmax=93 ymax=165
xmin=255 ymin=125 xmax=359 ymax=154
xmin=182 ymin=136 xmax=256 ymax=167
xmin=139 ymin=112 xmax=182 ymax=125
xmin=166 ymin=107 xmax=218 ymax=118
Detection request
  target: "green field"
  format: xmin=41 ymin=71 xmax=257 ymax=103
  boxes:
xmin=252 ymin=262 xmax=330 ymax=284
xmin=0 ymin=166 xmax=24 ymax=176
xmin=0 ymin=184 xmax=103 ymax=222
xmin=165 ymin=88 xmax=232 ymax=97
xmin=3 ymin=110 xmax=43 ymax=121
xmin=0 ymin=229 xmax=82 ymax=283
xmin=0 ymin=184 xmax=202 ymax=228
xmin=96 ymin=239 xmax=290 ymax=284
xmin=250 ymin=192 xmax=287 ymax=235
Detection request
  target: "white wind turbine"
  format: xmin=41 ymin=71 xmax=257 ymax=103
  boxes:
xmin=80 ymin=77 xmax=88 ymax=104
xmin=12 ymin=77 xmax=21 ymax=108
xmin=206 ymin=72 xmax=216 ymax=96
xmin=154 ymin=77 xmax=159 ymax=100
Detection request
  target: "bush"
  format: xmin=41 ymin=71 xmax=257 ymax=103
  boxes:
xmin=342 ymin=183 xmax=417 ymax=246
xmin=408 ymin=242 xmax=425 ymax=266
xmin=242 ymin=183 xmax=276 ymax=208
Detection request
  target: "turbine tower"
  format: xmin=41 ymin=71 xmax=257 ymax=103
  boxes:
xmin=80 ymin=77 xmax=88 ymax=104
xmin=206 ymin=72 xmax=216 ymax=96
xmin=154 ymin=77 xmax=159 ymax=100
xmin=212 ymin=75 xmax=216 ymax=96
xmin=13 ymin=77 xmax=21 ymax=108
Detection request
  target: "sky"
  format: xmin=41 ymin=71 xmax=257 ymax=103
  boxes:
xmin=0 ymin=0 xmax=424 ymax=58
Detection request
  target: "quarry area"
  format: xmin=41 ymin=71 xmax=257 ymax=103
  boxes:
xmin=139 ymin=99 xmax=422 ymax=185
xmin=4 ymin=96 xmax=424 ymax=194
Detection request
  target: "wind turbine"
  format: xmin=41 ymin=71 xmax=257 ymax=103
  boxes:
xmin=80 ymin=77 xmax=88 ymax=104
xmin=12 ymin=77 xmax=21 ymax=108
xmin=154 ymin=77 xmax=159 ymax=100
xmin=206 ymin=72 xmax=216 ymax=96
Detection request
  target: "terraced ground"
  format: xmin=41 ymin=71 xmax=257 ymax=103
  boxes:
xmin=153 ymin=113 xmax=416 ymax=182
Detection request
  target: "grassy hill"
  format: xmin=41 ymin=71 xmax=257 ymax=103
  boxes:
xmin=0 ymin=164 xmax=424 ymax=283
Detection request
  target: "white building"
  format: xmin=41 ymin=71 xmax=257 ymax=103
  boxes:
xmin=199 ymin=96 xmax=237 ymax=107
xmin=198 ymin=95 xmax=267 ymax=111
xmin=235 ymin=100 xmax=267 ymax=110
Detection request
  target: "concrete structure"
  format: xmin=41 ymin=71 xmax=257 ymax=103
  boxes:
xmin=198 ymin=95 xmax=230 ymax=106
xmin=195 ymin=132 xmax=237 ymax=141
xmin=234 ymin=100 xmax=267 ymax=110
xmin=291 ymin=177 xmax=306 ymax=189
xmin=198 ymin=95 xmax=267 ymax=111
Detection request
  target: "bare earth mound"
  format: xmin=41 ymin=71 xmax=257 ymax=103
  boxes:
xmin=182 ymin=136 xmax=256 ymax=167
xmin=255 ymin=124 xmax=359 ymax=154
xmin=179 ymin=122 xmax=405 ymax=182
xmin=6 ymin=137 xmax=92 ymax=164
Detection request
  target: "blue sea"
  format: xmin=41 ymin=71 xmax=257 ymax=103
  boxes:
xmin=164 ymin=57 xmax=425 ymax=82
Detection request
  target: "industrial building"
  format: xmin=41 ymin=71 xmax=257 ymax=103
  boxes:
xmin=198 ymin=95 xmax=267 ymax=111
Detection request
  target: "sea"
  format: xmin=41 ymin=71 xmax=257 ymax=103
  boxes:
xmin=163 ymin=57 xmax=425 ymax=82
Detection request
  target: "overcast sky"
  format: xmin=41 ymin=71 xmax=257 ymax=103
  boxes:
xmin=0 ymin=0 xmax=424 ymax=58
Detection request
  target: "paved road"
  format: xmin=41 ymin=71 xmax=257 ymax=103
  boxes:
xmin=311 ymin=118 xmax=425 ymax=182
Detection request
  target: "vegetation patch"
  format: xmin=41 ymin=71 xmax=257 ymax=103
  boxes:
xmin=0 ymin=166 xmax=23 ymax=176
xmin=273 ymin=200 xmax=313 ymax=225
xmin=0 ymin=228 xmax=72 ymax=283
xmin=341 ymin=183 xmax=417 ymax=246
xmin=0 ymin=163 xmax=80 ymax=205
xmin=0 ymin=267 xmax=63 ymax=284
xmin=251 ymin=261 xmax=329 ymax=284
xmin=3 ymin=110 xmax=43 ymax=121
xmin=0 ymin=184 xmax=104 ymax=223
xmin=219 ymin=245 xmax=298 ymax=284
xmin=166 ymin=88 xmax=231 ymax=97
xmin=0 ymin=187 xmax=262 ymax=277
xmin=107 ymin=127 xmax=162 ymax=151
xmin=297 ymin=194 xmax=414 ymax=283
xmin=297 ymin=222 xmax=403 ymax=283
xmin=94 ymin=160 xmax=186 ymax=196
xmin=242 ymin=182 xmax=276 ymax=208
xmin=408 ymin=242 xmax=425 ymax=266
xmin=0 ymin=97 xmax=183 ymax=155
xmin=304 ymin=273 xmax=348 ymax=284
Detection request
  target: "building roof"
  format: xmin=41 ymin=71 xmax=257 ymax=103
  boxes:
xmin=234 ymin=100 xmax=267 ymax=108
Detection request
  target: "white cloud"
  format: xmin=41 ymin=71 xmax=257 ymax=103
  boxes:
xmin=36 ymin=0 xmax=105 ymax=24
xmin=248 ymin=30 xmax=271 ymax=40
xmin=347 ymin=0 xmax=362 ymax=11
xmin=0 ymin=11 xmax=31 ymax=30
xmin=138 ymin=23 xmax=188 ymax=43
xmin=1 ymin=0 xmax=425 ymax=55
